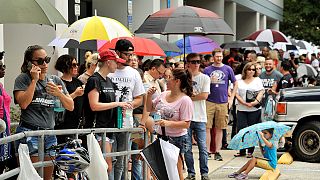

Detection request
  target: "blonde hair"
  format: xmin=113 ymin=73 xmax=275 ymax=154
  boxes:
xmin=86 ymin=53 xmax=99 ymax=69
xmin=268 ymin=50 xmax=279 ymax=60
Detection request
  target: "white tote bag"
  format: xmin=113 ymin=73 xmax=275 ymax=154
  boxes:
xmin=17 ymin=144 xmax=42 ymax=180
xmin=85 ymin=133 xmax=109 ymax=180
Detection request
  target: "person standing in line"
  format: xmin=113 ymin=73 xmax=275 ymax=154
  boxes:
xmin=83 ymin=50 xmax=131 ymax=178
xmin=78 ymin=53 xmax=99 ymax=84
xmin=14 ymin=45 xmax=73 ymax=180
xmin=146 ymin=69 xmax=194 ymax=180
xmin=204 ymin=48 xmax=238 ymax=161
xmin=184 ymin=53 xmax=210 ymax=180
xmin=235 ymin=62 xmax=264 ymax=158
xmin=108 ymin=39 xmax=145 ymax=180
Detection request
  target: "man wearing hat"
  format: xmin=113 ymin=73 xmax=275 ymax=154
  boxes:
xmin=108 ymin=39 xmax=145 ymax=180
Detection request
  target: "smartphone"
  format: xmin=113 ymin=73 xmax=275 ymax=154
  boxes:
xmin=27 ymin=61 xmax=33 ymax=71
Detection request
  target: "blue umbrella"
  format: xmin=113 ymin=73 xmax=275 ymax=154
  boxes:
xmin=228 ymin=121 xmax=291 ymax=150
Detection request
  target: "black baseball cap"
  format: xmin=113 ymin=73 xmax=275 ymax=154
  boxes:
xmin=115 ymin=39 xmax=134 ymax=52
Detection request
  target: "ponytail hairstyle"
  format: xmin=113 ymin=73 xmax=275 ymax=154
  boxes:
xmin=172 ymin=69 xmax=193 ymax=97
xmin=21 ymin=45 xmax=44 ymax=73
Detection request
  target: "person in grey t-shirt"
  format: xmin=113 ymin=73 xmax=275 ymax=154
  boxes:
xmin=13 ymin=45 xmax=73 ymax=180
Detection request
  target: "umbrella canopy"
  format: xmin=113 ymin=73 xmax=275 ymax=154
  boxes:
xmin=228 ymin=121 xmax=291 ymax=150
xmin=98 ymin=36 xmax=166 ymax=56
xmin=48 ymin=37 xmax=106 ymax=51
xmin=135 ymin=6 xmax=233 ymax=35
xmin=297 ymin=40 xmax=313 ymax=50
xmin=147 ymin=37 xmax=181 ymax=52
xmin=243 ymin=29 xmax=290 ymax=43
xmin=221 ymin=40 xmax=257 ymax=49
xmin=297 ymin=64 xmax=318 ymax=78
xmin=0 ymin=0 xmax=67 ymax=26
xmin=175 ymin=36 xmax=220 ymax=54
xmin=273 ymin=42 xmax=298 ymax=51
xmin=141 ymin=138 xmax=179 ymax=180
xmin=60 ymin=16 xmax=132 ymax=42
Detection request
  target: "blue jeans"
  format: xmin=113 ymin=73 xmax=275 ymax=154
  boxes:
xmin=110 ymin=132 xmax=130 ymax=180
xmin=184 ymin=122 xmax=208 ymax=176
xmin=131 ymin=142 xmax=142 ymax=180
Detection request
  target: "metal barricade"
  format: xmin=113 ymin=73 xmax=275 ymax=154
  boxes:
xmin=0 ymin=127 xmax=149 ymax=180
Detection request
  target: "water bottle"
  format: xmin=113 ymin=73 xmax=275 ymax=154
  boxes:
xmin=153 ymin=110 xmax=161 ymax=133
xmin=117 ymin=106 xmax=123 ymax=128
xmin=123 ymin=108 xmax=133 ymax=128
xmin=53 ymin=85 xmax=65 ymax=112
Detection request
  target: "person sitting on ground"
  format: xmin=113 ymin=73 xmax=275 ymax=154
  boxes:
xmin=228 ymin=128 xmax=277 ymax=180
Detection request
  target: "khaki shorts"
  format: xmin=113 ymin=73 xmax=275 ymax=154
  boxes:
xmin=256 ymin=158 xmax=274 ymax=170
xmin=206 ymin=101 xmax=228 ymax=129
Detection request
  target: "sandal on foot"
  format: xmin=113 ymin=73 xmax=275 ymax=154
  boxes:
xmin=234 ymin=153 xmax=246 ymax=157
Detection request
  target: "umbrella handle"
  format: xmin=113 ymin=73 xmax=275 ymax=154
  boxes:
xmin=242 ymin=131 xmax=250 ymax=142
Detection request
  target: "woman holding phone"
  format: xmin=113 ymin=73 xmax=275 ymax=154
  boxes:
xmin=13 ymin=45 xmax=73 ymax=180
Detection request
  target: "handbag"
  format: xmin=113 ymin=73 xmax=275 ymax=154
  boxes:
xmin=246 ymin=90 xmax=261 ymax=108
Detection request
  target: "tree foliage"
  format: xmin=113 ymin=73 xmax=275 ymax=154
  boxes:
xmin=281 ymin=0 xmax=320 ymax=45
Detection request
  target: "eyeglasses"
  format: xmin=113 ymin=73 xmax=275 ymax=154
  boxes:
xmin=155 ymin=68 xmax=164 ymax=76
xmin=0 ymin=65 xmax=6 ymax=70
xmin=32 ymin=56 xmax=51 ymax=65
xmin=256 ymin=67 xmax=262 ymax=70
xmin=72 ymin=63 xmax=78 ymax=68
xmin=189 ymin=60 xmax=201 ymax=64
xmin=121 ymin=52 xmax=134 ymax=57
xmin=247 ymin=68 xmax=256 ymax=71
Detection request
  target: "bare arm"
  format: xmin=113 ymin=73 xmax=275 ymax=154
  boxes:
xmin=157 ymin=119 xmax=190 ymax=129
xmin=131 ymin=95 xmax=143 ymax=109
xmin=88 ymin=89 xmax=130 ymax=111
xmin=191 ymin=92 xmax=209 ymax=101
xmin=251 ymin=90 xmax=264 ymax=106
xmin=58 ymin=93 xmax=74 ymax=111
xmin=259 ymin=132 xmax=273 ymax=148
xmin=14 ymin=80 xmax=37 ymax=109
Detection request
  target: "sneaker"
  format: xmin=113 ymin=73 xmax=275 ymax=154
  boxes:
xmin=236 ymin=173 xmax=248 ymax=180
xmin=214 ymin=152 xmax=223 ymax=161
xmin=201 ymin=175 xmax=210 ymax=180
xmin=184 ymin=174 xmax=196 ymax=180
xmin=208 ymin=152 xmax=213 ymax=159
xmin=228 ymin=172 xmax=239 ymax=178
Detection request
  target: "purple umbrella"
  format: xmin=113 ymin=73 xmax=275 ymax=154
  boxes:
xmin=167 ymin=36 xmax=220 ymax=56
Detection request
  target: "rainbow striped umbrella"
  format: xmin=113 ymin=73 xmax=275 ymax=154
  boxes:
xmin=60 ymin=16 xmax=132 ymax=42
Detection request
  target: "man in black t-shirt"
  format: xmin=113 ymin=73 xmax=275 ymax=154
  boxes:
xmin=276 ymin=61 xmax=294 ymax=92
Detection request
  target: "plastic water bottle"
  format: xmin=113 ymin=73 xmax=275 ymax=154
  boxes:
xmin=123 ymin=108 xmax=133 ymax=128
xmin=53 ymin=85 xmax=65 ymax=112
xmin=117 ymin=106 xmax=123 ymax=128
xmin=153 ymin=110 xmax=161 ymax=133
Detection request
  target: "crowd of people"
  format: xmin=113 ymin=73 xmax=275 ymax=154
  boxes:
xmin=0 ymin=39 xmax=319 ymax=180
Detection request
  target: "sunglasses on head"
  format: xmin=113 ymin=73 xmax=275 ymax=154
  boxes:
xmin=189 ymin=60 xmax=201 ymax=64
xmin=32 ymin=56 xmax=51 ymax=65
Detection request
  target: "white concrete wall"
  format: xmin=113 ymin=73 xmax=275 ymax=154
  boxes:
xmin=260 ymin=15 xmax=267 ymax=30
xmin=267 ymin=20 xmax=280 ymax=30
xmin=224 ymin=2 xmax=236 ymax=42
xmin=236 ymin=12 xmax=259 ymax=39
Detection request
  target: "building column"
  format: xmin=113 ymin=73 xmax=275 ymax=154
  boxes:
xmin=260 ymin=15 xmax=267 ymax=30
xmin=255 ymin=12 xmax=260 ymax=31
xmin=224 ymin=2 xmax=236 ymax=42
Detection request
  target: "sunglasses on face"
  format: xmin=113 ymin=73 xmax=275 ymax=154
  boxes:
xmin=72 ymin=63 xmax=78 ymax=68
xmin=32 ymin=56 xmax=51 ymax=65
xmin=0 ymin=65 xmax=6 ymax=69
xmin=189 ymin=60 xmax=201 ymax=64
xmin=247 ymin=68 xmax=256 ymax=71
xmin=256 ymin=67 xmax=262 ymax=70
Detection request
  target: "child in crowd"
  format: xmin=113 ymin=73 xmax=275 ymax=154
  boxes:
xmin=228 ymin=128 xmax=277 ymax=180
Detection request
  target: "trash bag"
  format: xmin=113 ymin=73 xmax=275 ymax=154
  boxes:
xmin=17 ymin=144 xmax=42 ymax=180
xmin=85 ymin=133 xmax=108 ymax=180
xmin=277 ymin=152 xmax=293 ymax=164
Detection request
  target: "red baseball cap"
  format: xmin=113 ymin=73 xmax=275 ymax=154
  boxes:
xmin=99 ymin=50 xmax=126 ymax=64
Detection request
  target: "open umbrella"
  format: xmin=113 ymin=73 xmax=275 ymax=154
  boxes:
xmin=273 ymin=42 xmax=298 ymax=51
xmin=98 ymin=36 xmax=166 ymax=56
xmin=228 ymin=121 xmax=291 ymax=150
xmin=48 ymin=37 xmax=106 ymax=51
xmin=147 ymin=37 xmax=181 ymax=53
xmin=221 ymin=40 xmax=257 ymax=49
xmin=135 ymin=5 xmax=234 ymax=60
xmin=60 ymin=16 xmax=132 ymax=42
xmin=175 ymin=36 xmax=220 ymax=54
xmin=297 ymin=40 xmax=313 ymax=51
xmin=297 ymin=64 xmax=318 ymax=78
xmin=0 ymin=0 xmax=67 ymax=26
xmin=243 ymin=29 xmax=290 ymax=44
xmin=141 ymin=138 xmax=179 ymax=180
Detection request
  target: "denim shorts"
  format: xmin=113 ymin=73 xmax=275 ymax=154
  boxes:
xmin=15 ymin=125 xmax=57 ymax=157
xmin=159 ymin=134 xmax=190 ymax=154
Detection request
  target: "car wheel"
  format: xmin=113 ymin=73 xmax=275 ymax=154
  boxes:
xmin=292 ymin=121 xmax=320 ymax=162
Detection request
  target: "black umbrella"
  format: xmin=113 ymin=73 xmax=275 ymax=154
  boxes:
xmin=220 ymin=40 xmax=257 ymax=49
xmin=48 ymin=37 xmax=100 ymax=51
xmin=147 ymin=37 xmax=181 ymax=52
xmin=135 ymin=5 xmax=234 ymax=60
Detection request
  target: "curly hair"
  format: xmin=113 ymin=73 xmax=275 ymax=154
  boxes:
xmin=55 ymin=54 xmax=76 ymax=74
xmin=172 ymin=69 xmax=193 ymax=97
xmin=21 ymin=45 xmax=44 ymax=73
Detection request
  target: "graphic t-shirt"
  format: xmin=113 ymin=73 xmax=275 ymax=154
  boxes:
xmin=203 ymin=65 xmax=236 ymax=104
xmin=276 ymin=73 xmax=294 ymax=92
xmin=259 ymin=70 xmax=283 ymax=89
xmin=13 ymin=73 xmax=68 ymax=129
xmin=153 ymin=91 xmax=193 ymax=137
xmin=192 ymin=73 xmax=210 ymax=122
xmin=108 ymin=66 xmax=145 ymax=127
xmin=84 ymin=72 xmax=117 ymax=131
